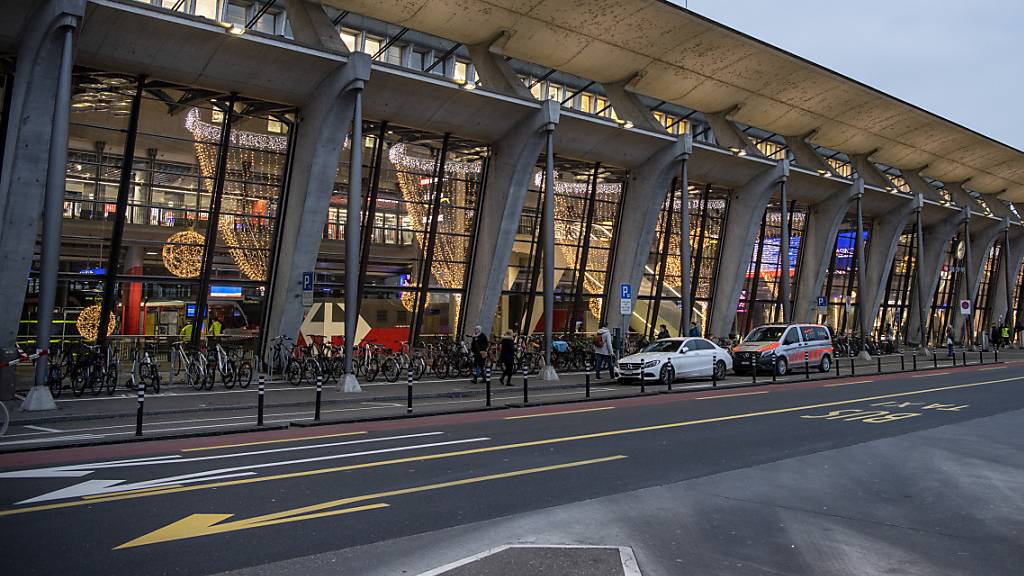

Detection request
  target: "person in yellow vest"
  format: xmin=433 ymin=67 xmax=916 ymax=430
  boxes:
xmin=179 ymin=322 xmax=194 ymax=340
xmin=210 ymin=316 xmax=223 ymax=337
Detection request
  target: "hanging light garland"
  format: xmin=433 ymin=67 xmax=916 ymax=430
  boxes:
xmin=183 ymin=108 xmax=285 ymax=281
xmin=162 ymin=230 xmax=206 ymax=278
xmin=389 ymin=143 xmax=481 ymax=328
xmin=76 ymin=303 xmax=117 ymax=342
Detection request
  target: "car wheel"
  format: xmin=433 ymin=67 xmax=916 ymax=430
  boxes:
xmin=819 ymin=354 xmax=831 ymax=373
xmin=775 ymin=356 xmax=788 ymax=377
xmin=659 ymin=364 xmax=674 ymax=385
xmin=714 ymin=360 xmax=727 ymax=381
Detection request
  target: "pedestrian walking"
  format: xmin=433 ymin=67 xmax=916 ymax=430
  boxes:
xmin=499 ymin=329 xmax=516 ymax=386
xmin=1000 ymin=322 xmax=1010 ymax=348
xmin=470 ymin=325 xmax=489 ymax=384
xmin=990 ymin=323 xmax=1000 ymax=351
xmin=656 ymin=324 xmax=670 ymax=340
xmin=946 ymin=327 xmax=955 ymax=358
xmin=688 ymin=321 xmax=700 ymax=337
xmin=593 ymin=323 xmax=616 ymax=380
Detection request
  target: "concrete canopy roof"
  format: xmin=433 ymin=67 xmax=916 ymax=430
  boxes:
xmin=329 ymin=0 xmax=1024 ymax=201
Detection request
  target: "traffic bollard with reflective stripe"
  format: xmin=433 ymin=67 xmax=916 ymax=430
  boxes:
xmin=711 ymin=354 xmax=717 ymax=387
xmin=523 ymin=362 xmax=529 ymax=404
xmin=257 ymin=374 xmax=265 ymax=426
xmin=804 ymin=351 xmax=810 ymax=380
xmin=995 ymin=347 xmax=999 ymax=362
xmin=135 ymin=384 xmax=144 ymax=436
xmin=913 ymin=354 xmax=917 ymax=371
xmin=585 ymin=369 xmax=591 ymax=398
xmin=771 ymin=352 xmax=777 ymax=383
xmin=850 ymin=357 xmax=855 ymax=376
xmin=485 ymin=366 xmax=492 ymax=407
xmin=979 ymin=349 xmax=983 ymax=365
xmin=314 ymin=374 xmax=323 ymax=421
xmin=406 ymin=361 xmax=413 ymax=414
xmin=835 ymin=353 xmax=841 ymax=377
xmin=639 ymin=357 xmax=646 ymax=394
xmin=752 ymin=359 xmax=758 ymax=385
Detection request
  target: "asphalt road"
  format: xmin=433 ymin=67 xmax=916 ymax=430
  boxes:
xmin=2 ymin=362 xmax=1023 ymax=575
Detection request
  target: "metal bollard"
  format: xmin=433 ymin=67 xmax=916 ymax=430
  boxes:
xmin=877 ymin=355 xmax=882 ymax=373
xmin=952 ymin=352 xmax=957 ymax=367
xmin=711 ymin=354 xmax=717 ymax=387
xmin=835 ymin=353 xmax=841 ymax=377
xmin=962 ymin=350 xmax=967 ymax=366
xmin=804 ymin=351 xmax=810 ymax=380
xmin=979 ymin=349 xmax=983 ymax=365
xmin=752 ymin=358 xmax=758 ymax=385
xmin=257 ymin=373 xmax=265 ymax=426
xmin=314 ymin=374 xmax=323 ymax=421
xmin=523 ymin=362 xmax=529 ymax=404
xmin=485 ymin=366 xmax=492 ymax=407
xmin=771 ymin=352 xmax=777 ymax=383
xmin=913 ymin=353 xmax=917 ymax=371
xmin=850 ymin=357 xmax=855 ymax=376
xmin=135 ymin=382 xmax=144 ymax=436
xmin=639 ymin=357 xmax=645 ymax=394
xmin=900 ymin=354 xmax=905 ymax=371
xmin=585 ymin=370 xmax=591 ymax=398
xmin=933 ymin=353 xmax=938 ymax=369
xmin=406 ymin=361 xmax=413 ymax=414
xmin=995 ymin=347 xmax=999 ymax=363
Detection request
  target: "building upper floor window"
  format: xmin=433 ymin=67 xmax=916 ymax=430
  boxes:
xmin=363 ymin=35 xmax=383 ymax=58
xmin=410 ymin=49 xmax=428 ymax=71
xmin=340 ymin=28 xmax=359 ymax=52
xmin=193 ymin=0 xmax=218 ymax=20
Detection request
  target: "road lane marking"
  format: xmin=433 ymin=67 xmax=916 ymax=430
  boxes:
xmin=695 ymin=391 xmax=768 ymax=400
xmin=3 ymin=375 xmax=1020 ymax=517
xmin=0 ymin=434 xmax=103 ymax=447
xmin=979 ymin=366 xmax=1003 ymax=371
xmin=23 ymin=425 xmax=62 ymax=433
xmin=912 ymin=372 xmax=949 ymax=378
xmin=115 ymin=455 xmax=627 ymax=549
xmin=825 ymin=380 xmax=873 ymax=387
xmin=504 ymin=407 xmax=615 ymax=420
xmin=181 ymin=431 xmax=367 ymax=452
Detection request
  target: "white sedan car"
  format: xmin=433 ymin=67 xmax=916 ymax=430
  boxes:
xmin=617 ymin=337 xmax=732 ymax=384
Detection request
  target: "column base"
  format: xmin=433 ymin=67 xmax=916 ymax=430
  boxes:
xmin=540 ymin=365 xmax=559 ymax=381
xmin=857 ymin=351 xmax=871 ymax=362
xmin=339 ymin=373 xmax=362 ymax=393
xmin=20 ymin=385 xmax=57 ymax=411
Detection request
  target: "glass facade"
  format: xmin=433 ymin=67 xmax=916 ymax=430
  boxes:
xmin=875 ymin=230 xmax=917 ymax=342
xmin=735 ymin=202 xmax=806 ymax=337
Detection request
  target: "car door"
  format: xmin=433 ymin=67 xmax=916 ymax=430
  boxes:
xmin=782 ymin=327 xmax=803 ymax=366
xmin=674 ymin=339 xmax=702 ymax=377
xmin=694 ymin=339 xmax=719 ymax=376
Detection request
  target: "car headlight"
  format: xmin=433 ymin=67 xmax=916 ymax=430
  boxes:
xmin=643 ymin=360 xmax=660 ymax=368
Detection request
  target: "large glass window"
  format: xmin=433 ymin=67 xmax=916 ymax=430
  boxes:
xmin=736 ymin=202 xmax=806 ymax=336
xmin=875 ymin=230 xmax=916 ymax=342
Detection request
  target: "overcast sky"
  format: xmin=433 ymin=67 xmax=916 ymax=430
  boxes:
xmin=676 ymin=0 xmax=1024 ymax=151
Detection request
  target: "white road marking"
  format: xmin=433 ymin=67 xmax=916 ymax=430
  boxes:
xmin=16 ymin=436 xmax=492 ymax=504
xmin=23 ymin=425 xmax=61 ymax=433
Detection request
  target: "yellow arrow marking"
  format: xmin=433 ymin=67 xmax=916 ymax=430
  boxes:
xmin=115 ymin=455 xmax=627 ymax=549
xmin=2 ymin=375 xmax=1019 ymax=519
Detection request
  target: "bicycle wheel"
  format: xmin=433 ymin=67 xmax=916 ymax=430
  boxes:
xmin=47 ymin=364 xmax=64 ymax=398
xmin=146 ymin=364 xmax=161 ymax=394
xmin=236 ymin=361 xmax=253 ymax=389
xmin=286 ymin=359 xmax=302 ymax=386
xmin=188 ymin=359 xmax=206 ymax=391
xmin=382 ymin=357 xmax=400 ymax=382
xmin=0 ymin=401 xmax=8 ymax=437
xmin=72 ymin=367 xmax=88 ymax=397
xmin=105 ymin=364 xmax=118 ymax=395
xmin=89 ymin=365 xmax=105 ymax=396
xmin=221 ymin=361 xmax=236 ymax=390
xmin=363 ymin=357 xmax=380 ymax=382
xmin=412 ymin=356 xmax=427 ymax=380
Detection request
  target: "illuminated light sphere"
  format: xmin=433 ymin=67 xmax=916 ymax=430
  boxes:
xmin=400 ymin=290 xmax=429 ymax=312
xmin=162 ymin=230 xmax=206 ymax=278
xmin=76 ymin=303 xmax=116 ymax=342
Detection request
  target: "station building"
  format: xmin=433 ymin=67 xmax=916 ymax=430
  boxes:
xmin=3 ymin=0 xmax=1024 ymax=381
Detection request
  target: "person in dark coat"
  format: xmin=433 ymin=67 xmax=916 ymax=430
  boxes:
xmin=656 ymin=324 xmax=670 ymax=340
xmin=499 ymin=329 xmax=516 ymax=386
xmin=470 ymin=325 xmax=489 ymax=384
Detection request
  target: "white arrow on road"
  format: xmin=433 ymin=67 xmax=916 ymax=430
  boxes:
xmin=13 ymin=435 xmax=491 ymax=504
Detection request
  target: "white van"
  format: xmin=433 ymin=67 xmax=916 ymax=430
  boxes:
xmin=732 ymin=324 xmax=834 ymax=376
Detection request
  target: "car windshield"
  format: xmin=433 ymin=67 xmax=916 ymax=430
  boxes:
xmin=642 ymin=340 xmax=680 ymax=353
xmin=744 ymin=326 xmax=786 ymax=342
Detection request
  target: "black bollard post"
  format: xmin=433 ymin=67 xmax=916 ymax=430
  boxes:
xmin=952 ymin=352 xmax=957 ymax=367
xmin=485 ymin=366 xmax=492 ymax=407
xmin=406 ymin=361 xmax=413 ymax=414
xmin=835 ymin=352 xmax=841 ymax=377
xmin=900 ymin=354 xmax=905 ymax=372
xmin=962 ymin=350 xmax=967 ymax=366
xmin=850 ymin=357 xmax=855 ymax=376
xmin=522 ymin=361 xmax=529 ymax=404
xmin=257 ymin=373 xmax=265 ymax=426
xmin=772 ymin=352 xmax=777 ymax=383
xmin=933 ymin=352 xmax=938 ymax=369
xmin=135 ymin=381 xmax=144 ymax=436
xmin=314 ymin=374 xmax=323 ymax=421
xmin=711 ymin=354 xmax=717 ymax=387
xmin=804 ymin=351 xmax=810 ymax=380
xmin=979 ymin=348 xmax=983 ymax=365
xmin=877 ymin=355 xmax=882 ymax=373
xmin=912 ymin=353 xmax=917 ymax=371
xmin=585 ymin=369 xmax=591 ymax=398
xmin=752 ymin=358 xmax=758 ymax=385
xmin=639 ymin=357 xmax=646 ymax=394
xmin=995 ymin=346 xmax=999 ymax=363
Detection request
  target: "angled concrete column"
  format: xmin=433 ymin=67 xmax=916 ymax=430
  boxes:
xmin=0 ymin=0 xmax=84 ymax=405
xmin=704 ymin=109 xmax=761 ymax=157
xmin=860 ymin=197 xmax=916 ymax=334
xmin=601 ymin=73 xmax=663 ymax=133
xmin=606 ymin=137 xmax=691 ymax=333
xmin=850 ymin=153 xmax=893 ymax=190
xmin=951 ymin=217 xmax=1007 ymax=341
xmin=783 ymin=131 xmax=833 ymax=175
xmin=901 ymin=168 xmax=947 ymax=204
xmin=906 ymin=208 xmax=968 ymax=346
xmin=263 ymin=54 xmax=371 ymax=359
xmin=793 ymin=183 xmax=856 ymax=322
xmin=708 ymin=161 xmax=789 ymax=339
xmin=282 ymin=0 xmax=349 ymax=53
xmin=466 ymin=31 xmax=533 ymax=99
xmin=946 ymin=181 xmax=986 ymax=213
xmin=990 ymin=228 xmax=1024 ymax=328
xmin=464 ymin=100 xmax=559 ymax=333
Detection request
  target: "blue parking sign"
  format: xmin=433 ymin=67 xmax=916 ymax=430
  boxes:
xmin=302 ymin=272 xmax=314 ymax=291
xmin=816 ymin=296 xmax=827 ymax=307
xmin=620 ymin=283 xmax=632 ymax=300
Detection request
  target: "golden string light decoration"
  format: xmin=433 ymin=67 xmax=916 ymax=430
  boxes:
xmin=76 ymin=303 xmax=117 ymax=342
xmin=537 ymin=173 xmax=624 ymax=319
xmin=184 ymin=108 xmax=286 ymax=281
xmin=388 ymin=143 xmax=481 ymax=328
xmin=162 ymin=230 xmax=206 ymax=278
